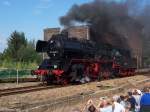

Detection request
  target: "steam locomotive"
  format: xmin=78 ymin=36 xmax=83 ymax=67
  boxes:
xmin=32 ymin=33 xmax=136 ymax=84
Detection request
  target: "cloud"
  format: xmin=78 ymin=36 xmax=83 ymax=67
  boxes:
xmin=33 ymin=0 xmax=53 ymax=15
xmin=33 ymin=10 xmax=42 ymax=15
xmin=40 ymin=0 xmax=52 ymax=2
xmin=36 ymin=4 xmax=52 ymax=9
xmin=2 ymin=0 xmax=11 ymax=6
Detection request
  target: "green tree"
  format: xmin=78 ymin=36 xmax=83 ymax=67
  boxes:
xmin=5 ymin=31 xmax=27 ymax=61
xmin=2 ymin=31 xmax=42 ymax=65
xmin=0 ymin=53 xmax=2 ymax=66
xmin=18 ymin=40 xmax=42 ymax=63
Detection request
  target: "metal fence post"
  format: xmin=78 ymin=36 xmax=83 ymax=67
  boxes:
xmin=9 ymin=69 xmax=10 ymax=79
xmin=17 ymin=69 xmax=19 ymax=84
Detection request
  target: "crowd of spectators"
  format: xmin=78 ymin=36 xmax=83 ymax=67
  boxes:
xmin=72 ymin=87 xmax=150 ymax=112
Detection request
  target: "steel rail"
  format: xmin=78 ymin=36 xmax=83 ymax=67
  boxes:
xmin=0 ymin=85 xmax=58 ymax=97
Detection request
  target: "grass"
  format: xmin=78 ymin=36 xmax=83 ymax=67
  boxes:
xmin=0 ymin=61 xmax=38 ymax=79
xmin=0 ymin=61 xmax=38 ymax=69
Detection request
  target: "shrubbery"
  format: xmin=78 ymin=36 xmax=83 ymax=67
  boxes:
xmin=0 ymin=31 xmax=42 ymax=69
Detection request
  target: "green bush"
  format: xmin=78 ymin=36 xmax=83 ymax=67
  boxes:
xmin=0 ymin=61 xmax=38 ymax=69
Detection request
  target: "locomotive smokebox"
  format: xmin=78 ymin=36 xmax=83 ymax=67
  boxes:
xmin=36 ymin=40 xmax=48 ymax=52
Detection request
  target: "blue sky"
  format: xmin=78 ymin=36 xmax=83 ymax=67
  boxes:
xmin=0 ymin=0 xmax=124 ymax=52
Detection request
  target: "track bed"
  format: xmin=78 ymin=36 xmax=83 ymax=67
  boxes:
xmin=0 ymin=74 xmax=149 ymax=110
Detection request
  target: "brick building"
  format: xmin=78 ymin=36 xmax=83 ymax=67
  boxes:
xmin=44 ymin=28 xmax=60 ymax=41
xmin=44 ymin=26 xmax=90 ymax=41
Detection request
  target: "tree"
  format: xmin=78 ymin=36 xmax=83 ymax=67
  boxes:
xmin=2 ymin=31 xmax=42 ymax=63
xmin=18 ymin=40 xmax=42 ymax=63
xmin=0 ymin=53 xmax=2 ymax=66
xmin=5 ymin=31 xmax=27 ymax=61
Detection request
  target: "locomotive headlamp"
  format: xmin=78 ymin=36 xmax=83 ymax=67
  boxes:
xmin=50 ymin=40 xmax=54 ymax=43
xmin=54 ymin=65 xmax=58 ymax=69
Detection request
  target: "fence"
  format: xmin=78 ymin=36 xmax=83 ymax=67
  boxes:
xmin=0 ymin=68 xmax=33 ymax=79
xmin=0 ymin=68 xmax=37 ymax=83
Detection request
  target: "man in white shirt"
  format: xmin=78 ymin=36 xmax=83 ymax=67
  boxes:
xmin=113 ymin=102 xmax=125 ymax=112
xmin=112 ymin=95 xmax=125 ymax=112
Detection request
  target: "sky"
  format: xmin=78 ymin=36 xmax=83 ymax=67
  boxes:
xmin=0 ymin=0 xmax=123 ymax=53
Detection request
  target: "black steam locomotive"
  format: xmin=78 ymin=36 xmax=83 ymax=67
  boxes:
xmin=32 ymin=33 xmax=135 ymax=84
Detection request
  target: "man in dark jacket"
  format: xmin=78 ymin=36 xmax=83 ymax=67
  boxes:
xmin=127 ymin=92 xmax=136 ymax=111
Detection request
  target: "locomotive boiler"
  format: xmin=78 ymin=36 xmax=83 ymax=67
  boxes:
xmin=32 ymin=33 xmax=136 ymax=84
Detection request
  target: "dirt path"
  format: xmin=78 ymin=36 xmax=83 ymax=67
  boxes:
xmin=0 ymin=75 xmax=149 ymax=110
xmin=0 ymin=82 xmax=41 ymax=90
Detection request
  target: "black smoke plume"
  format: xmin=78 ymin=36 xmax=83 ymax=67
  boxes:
xmin=59 ymin=0 xmax=149 ymax=52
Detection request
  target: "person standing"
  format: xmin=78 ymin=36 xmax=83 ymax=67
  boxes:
xmin=140 ymin=87 xmax=150 ymax=112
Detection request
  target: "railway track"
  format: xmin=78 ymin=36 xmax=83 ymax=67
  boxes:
xmin=0 ymin=69 xmax=149 ymax=97
xmin=0 ymin=85 xmax=58 ymax=97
